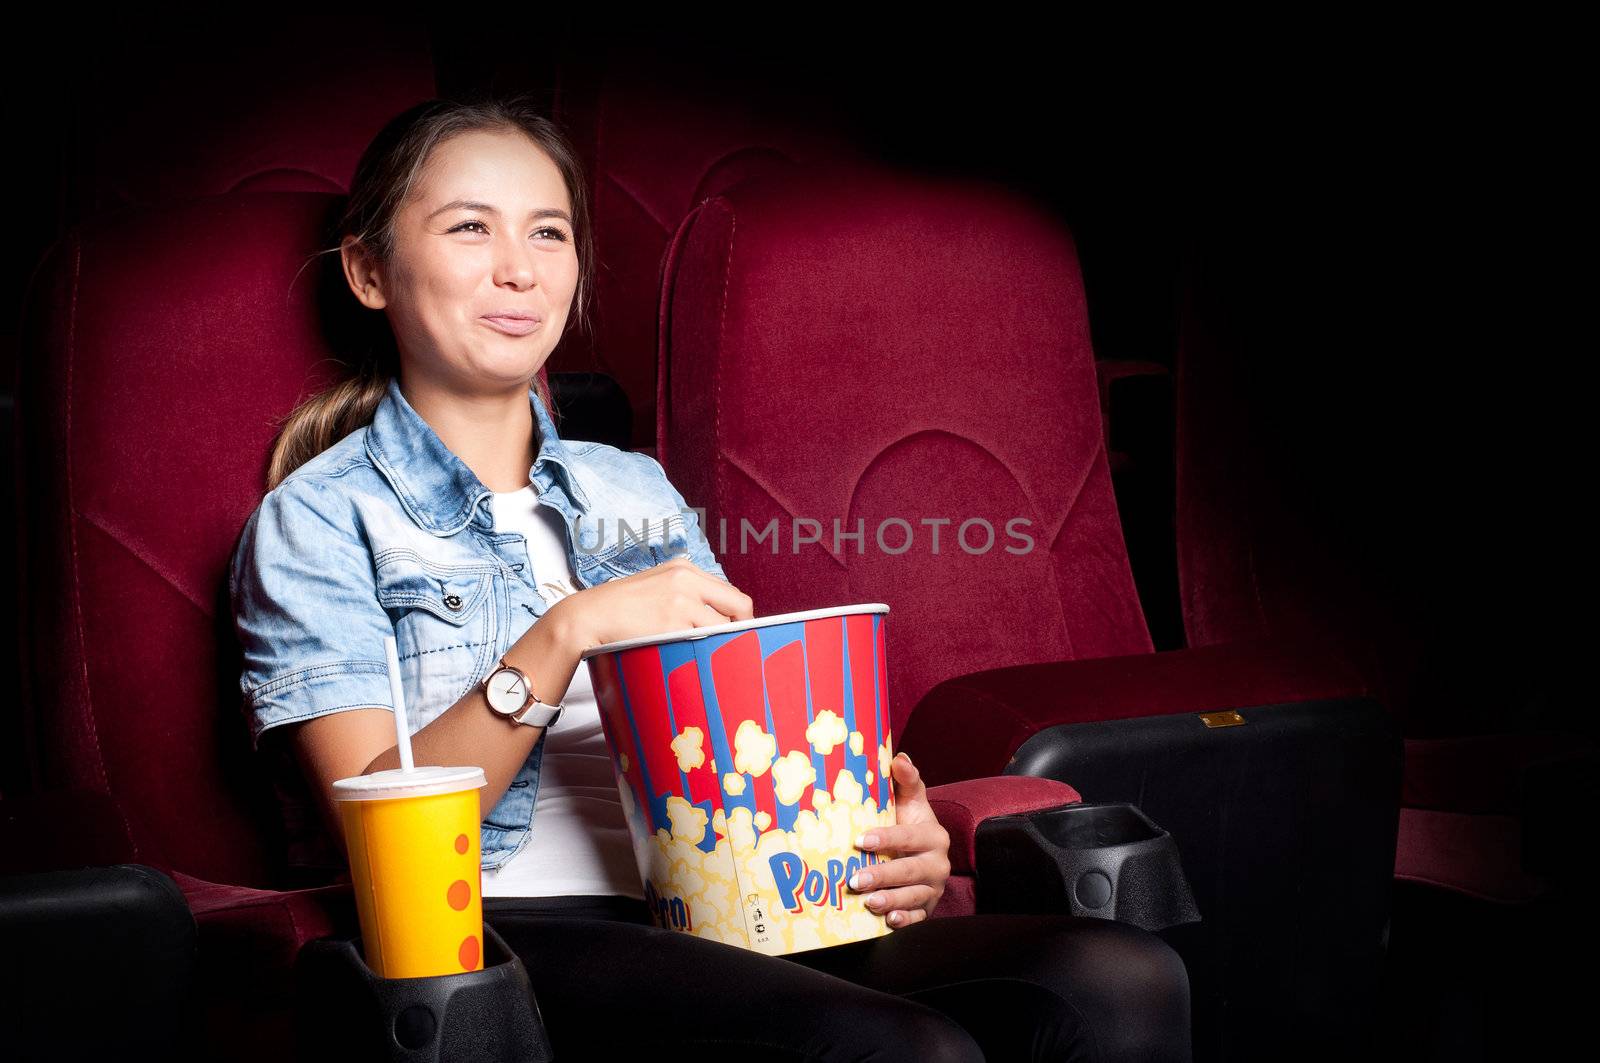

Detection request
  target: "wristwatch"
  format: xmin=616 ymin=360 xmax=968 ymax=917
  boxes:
xmin=482 ymin=653 xmax=564 ymax=729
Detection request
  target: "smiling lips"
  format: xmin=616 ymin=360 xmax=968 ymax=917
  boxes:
xmin=481 ymin=313 xmax=542 ymax=336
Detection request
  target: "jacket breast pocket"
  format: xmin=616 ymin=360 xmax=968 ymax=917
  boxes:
xmin=374 ymin=555 xmax=497 ymax=725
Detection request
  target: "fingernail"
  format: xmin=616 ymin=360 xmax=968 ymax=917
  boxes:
xmin=866 ymin=893 xmax=884 ymax=909
xmin=855 ymin=833 xmax=877 ymax=849
xmin=850 ymin=871 xmax=872 ymax=890
xmin=888 ymin=911 xmax=902 ymax=926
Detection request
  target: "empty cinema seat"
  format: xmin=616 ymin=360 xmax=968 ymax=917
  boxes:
xmin=657 ymin=159 xmax=1402 ymax=1062
xmin=1172 ymin=251 xmax=1599 ymax=907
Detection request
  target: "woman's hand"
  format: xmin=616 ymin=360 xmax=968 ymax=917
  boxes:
xmin=547 ymin=556 xmax=754 ymax=653
xmin=847 ymin=752 xmax=952 ymax=929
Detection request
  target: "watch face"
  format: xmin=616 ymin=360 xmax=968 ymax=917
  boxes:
xmin=486 ymin=667 xmax=529 ymax=714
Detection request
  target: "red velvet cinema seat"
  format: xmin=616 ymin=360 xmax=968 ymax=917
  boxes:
xmin=1172 ymin=268 xmax=1599 ymax=908
xmin=657 ymin=159 xmax=1403 ymax=1063
xmin=11 ymin=186 xmax=1086 ymax=1061
xmin=64 ymin=23 xmax=437 ymax=218
xmin=55 ymin=28 xmax=865 ymax=459
xmin=510 ymin=38 xmax=869 ymax=453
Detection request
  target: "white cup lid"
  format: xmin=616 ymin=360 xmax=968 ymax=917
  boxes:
xmin=331 ymin=765 xmax=487 ymax=801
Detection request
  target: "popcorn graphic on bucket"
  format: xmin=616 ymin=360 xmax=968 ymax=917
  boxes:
xmin=583 ymin=604 xmax=895 ymax=955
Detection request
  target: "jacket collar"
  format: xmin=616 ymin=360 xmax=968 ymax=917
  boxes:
xmin=366 ymin=375 xmax=589 ymax=536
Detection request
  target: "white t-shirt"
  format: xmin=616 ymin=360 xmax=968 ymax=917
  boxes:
xmin=479 ymin=483 xmax=644 ymax=899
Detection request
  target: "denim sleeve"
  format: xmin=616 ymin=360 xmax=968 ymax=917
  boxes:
xmin=229 ymin=476 xmax=396 ymax=752
xmin=630 ymin=453 xmax=727 ymax=581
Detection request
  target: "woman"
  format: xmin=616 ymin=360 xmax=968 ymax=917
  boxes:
xmin=230 ymin=94 xmax=1191 ymax=1061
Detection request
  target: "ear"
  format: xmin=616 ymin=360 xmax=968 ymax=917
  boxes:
xmin=341 ymin=235 xmax=388 ymax=311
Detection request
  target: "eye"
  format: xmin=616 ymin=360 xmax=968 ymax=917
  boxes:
xmin=447 ymin=220 xmax=570 ymax=242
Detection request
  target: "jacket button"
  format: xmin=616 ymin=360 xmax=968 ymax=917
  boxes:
xmin=444 ymin=594 xmax=463 ymax=611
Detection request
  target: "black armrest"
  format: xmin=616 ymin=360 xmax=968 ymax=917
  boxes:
xmin=0 ymin=863 xmax=197 ymax=1059
xmin=975 ymin=801 xmax=1201 ymax=932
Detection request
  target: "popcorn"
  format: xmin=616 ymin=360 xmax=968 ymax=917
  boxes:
xmin=666 ymin=795 xmax=708 ymax=844
xmin=589 ymin=607 xmax=896 ymax=954
xmin=671 ymin=726 xmax=707 ymax=772
xmin=633 ymin=767 xmax=893 ymax=954
xmin=772 ymin=750 xmax=818 ymax=806
xmin=725 ymin=805 xmax=758 ymax=851
xmin=806 ymin=710 xmax=849 ymax=756
xmin=733 ymin=720 xmax=777 ymax=777
xmin=832 ymin=767 xmax=864 ymax=806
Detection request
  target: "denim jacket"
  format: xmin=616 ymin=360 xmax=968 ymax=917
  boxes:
xmin=229 ymin=375 xmax=725 ymax=872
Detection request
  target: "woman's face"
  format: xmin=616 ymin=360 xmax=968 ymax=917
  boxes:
xmin=356 ymin=128 xmax=580 ymax=396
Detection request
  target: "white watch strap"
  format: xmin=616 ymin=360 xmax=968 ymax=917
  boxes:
xmin=514 ymin=696 xmax=563 ymax=729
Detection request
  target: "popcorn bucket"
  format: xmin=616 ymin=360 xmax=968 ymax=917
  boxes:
xmin=583 ymin=604 xmax=896 ymax=954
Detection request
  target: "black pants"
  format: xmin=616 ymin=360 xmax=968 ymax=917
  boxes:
xmin=484 ymin=895 xmax=1191 ymax=1062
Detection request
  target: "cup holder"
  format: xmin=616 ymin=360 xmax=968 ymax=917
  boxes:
xmin=974 ymin=802 xmax=1201 ymax=931
xmin=293 ymin=922 xmax=553 ymax=1062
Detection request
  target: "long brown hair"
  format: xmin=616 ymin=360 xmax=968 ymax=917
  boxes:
xmin=265 ymin=94 xmax=594 ymax=491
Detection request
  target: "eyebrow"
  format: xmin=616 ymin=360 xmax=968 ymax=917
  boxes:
xmin=427 ymin=199 xmax=573 ymax=224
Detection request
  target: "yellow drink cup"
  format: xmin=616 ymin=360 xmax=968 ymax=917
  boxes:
xmin=332 ymin=765 xmax=488 ymax=979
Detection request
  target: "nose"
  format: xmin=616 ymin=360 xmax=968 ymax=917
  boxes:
xmin=492 ymin=236 xmax=541 ymax=290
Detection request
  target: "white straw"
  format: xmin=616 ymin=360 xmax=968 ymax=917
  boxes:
xmin=383 ymin=636 xmax=415 ymax=772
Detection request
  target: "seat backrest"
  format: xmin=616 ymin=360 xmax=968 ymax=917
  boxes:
xmin=536 ymin=40 xmax=866 ymax=450
xmin=61 ymin=33 xmax=866 ymax=457
xmin=1173 ymin=264 xmax=1417 ymax=720
xmin=68 ymin=25 xmax=438 ymax=215
xmin=658 ymin=162 xmax=1154 ymax=739
xmin=14 ymin=192 xmax=548 ymax=887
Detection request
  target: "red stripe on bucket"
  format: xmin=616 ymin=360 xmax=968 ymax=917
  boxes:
xmin=710 ymin=631 xmax=777 ymax=825
xmin=875 ymin=616 xmax=893 ymax=805
xmin=846 ymin=613 xmax=878 ymax=798
xmin=667 ymin=659 xmax=718 ymax=807
xmin=806 ymin=618 xmax=846 ymax=799
xmin=619 ymin=648 xmax=681 ymax=819
xmin=589 ymin=652 xmax=652 ymax=826
xmin=763 ymin=640 xmax=810 ymax=768
xmin=763 ymin=638 xmax=812 ymax=824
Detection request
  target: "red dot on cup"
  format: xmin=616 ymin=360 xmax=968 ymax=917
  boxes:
xmin=447 ymin=879 xmax=472 ymax=911
xmin=458 ymin=934 xmax=480 ymax=971
xmin=454 ymin=833 xmax=469 ymax=854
